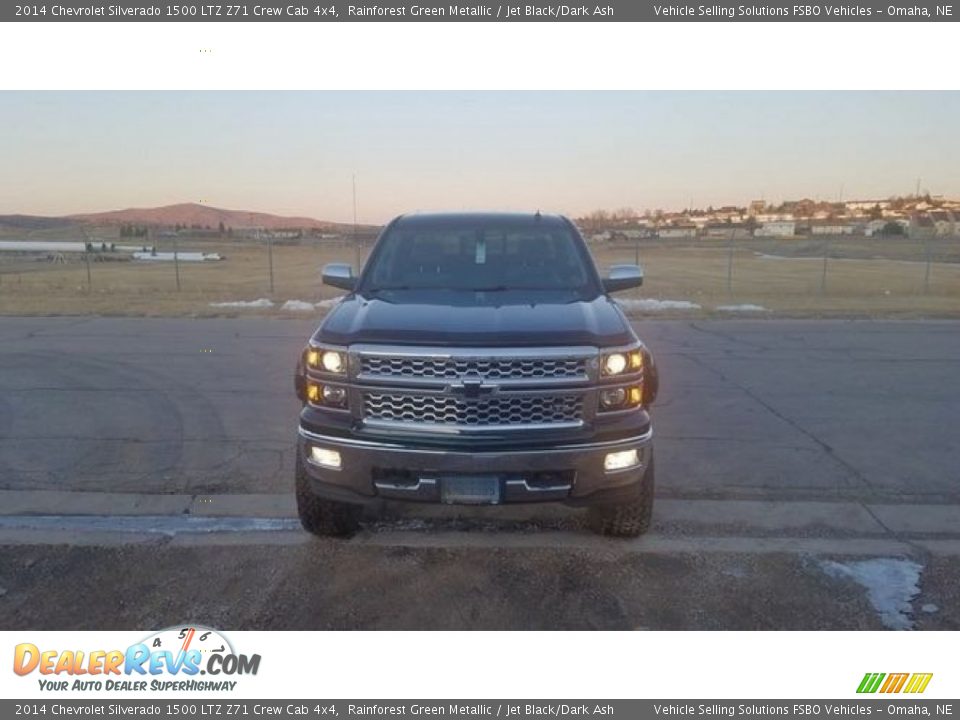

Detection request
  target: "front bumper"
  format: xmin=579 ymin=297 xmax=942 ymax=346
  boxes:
xmin=297 ymin=425 xmax=653 ymax=506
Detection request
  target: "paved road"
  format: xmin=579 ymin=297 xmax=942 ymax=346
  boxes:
xmin=0 ymin=317 xmax=957 ymax=501
xmin=0 ymin=317 xmax=958 ymax=630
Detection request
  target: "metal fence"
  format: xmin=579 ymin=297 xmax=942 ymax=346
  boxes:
xmin=0 ymin=232 xmax=957 ymax=315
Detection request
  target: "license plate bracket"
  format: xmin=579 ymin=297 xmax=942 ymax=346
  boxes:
xmin=440 ymin=475 xmax=502 ymax=505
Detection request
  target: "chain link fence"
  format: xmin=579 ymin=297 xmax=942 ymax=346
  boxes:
xmin=0 ymin=231 xmax=957 ymax=316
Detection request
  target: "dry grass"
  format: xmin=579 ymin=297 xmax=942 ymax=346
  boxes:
xmin=1 ymin=236 xmax=958 ymax=319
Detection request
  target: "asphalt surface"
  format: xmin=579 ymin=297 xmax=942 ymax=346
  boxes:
xmin=0 ymin=316 xmax=958 ymax=630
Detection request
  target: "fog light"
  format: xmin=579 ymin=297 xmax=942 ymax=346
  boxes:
xmin=604 ymin=449 xmax=640 ymax=472
xmin=309 ymin=446 xmax=341 ymax=470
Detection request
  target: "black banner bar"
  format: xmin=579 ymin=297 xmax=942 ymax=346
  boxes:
xmin=5 ymin=0 xmax=959 ymax=21
xmin=1 ymin=700 xmax=957 ymax=718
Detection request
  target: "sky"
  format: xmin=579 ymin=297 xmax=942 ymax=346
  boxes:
xmin=1 ymin=91 xmax=958 ymax=224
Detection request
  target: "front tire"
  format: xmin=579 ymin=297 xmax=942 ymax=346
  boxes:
xmin=295 ymin=453 xmax=361 ymax=537
xmin=587 ymin=456 xmax=655 ymax=538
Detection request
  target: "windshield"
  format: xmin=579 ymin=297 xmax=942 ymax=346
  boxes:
xmin=359 ymin=219 xmax=600 ymax=296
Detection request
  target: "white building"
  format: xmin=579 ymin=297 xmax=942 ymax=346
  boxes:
xmin=810 ymin=222 xmax=855 ymax=236
xmin=658 ymin=226 xmax=698 ymax=239
xmin=755 ymin=221 xmax=796 ymax=237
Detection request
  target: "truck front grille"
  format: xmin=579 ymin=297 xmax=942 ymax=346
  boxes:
xmin=362 ymin=392 xmax=583 ymax=427
xmin=360 ymin=355 xmax=587 ymax=381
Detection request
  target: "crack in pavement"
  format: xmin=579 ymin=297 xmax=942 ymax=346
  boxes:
xmin=677 ymin=350 xmax=877 ymax=495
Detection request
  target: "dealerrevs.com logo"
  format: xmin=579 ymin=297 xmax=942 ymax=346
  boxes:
xmin=857 ymin=673 xmax=933 ymax=694
xmin=13 ymin=626 xmax=261 ymax=693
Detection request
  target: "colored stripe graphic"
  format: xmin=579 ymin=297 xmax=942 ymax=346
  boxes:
xmin=904 ymin=673 xmax=934 ymax=694
xmin=857 ymin=673 xmax=885 ymax=694
xmin=881 ymin=673 xmax=909 ymax=693
xmin=857 ymin=672 xmax=933 ymax=694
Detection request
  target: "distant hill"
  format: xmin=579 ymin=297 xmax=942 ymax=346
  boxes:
xmin=66 ymin=203 xmax=360 ymax=231
xmin=0 ymin=214 xmax=77 ymax=231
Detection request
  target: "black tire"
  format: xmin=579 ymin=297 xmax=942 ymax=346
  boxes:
xmin=295 ymin=453 xmax=361 ymax=537
xmin=587 ymin=456 xmax=655 ymax=538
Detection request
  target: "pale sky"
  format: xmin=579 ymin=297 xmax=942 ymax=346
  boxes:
xmin=1 ymin=91 xmax=958 ymax=224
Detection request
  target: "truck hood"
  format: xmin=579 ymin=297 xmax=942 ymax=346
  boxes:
xmin=315 ymin=291 xmax=634 ymax=347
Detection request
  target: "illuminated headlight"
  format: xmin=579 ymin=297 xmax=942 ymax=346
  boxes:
xmin=602 ymin=353 xmax=628 ymax=375
xmin=320 ymin=350 xmax=345 ymax=373
xmin=604 ymin=449 xmax=640 ymax=472
xmin=309 ymin=446 xmax=342 ymax=470
xmin=602 ymin=350 xmax=643 ymax=376
xmin=306 ymin=347 xmax=346 ymax=374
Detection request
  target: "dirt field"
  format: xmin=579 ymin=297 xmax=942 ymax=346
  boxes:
xmin=0 ymin=234 xmax=958 ymax=318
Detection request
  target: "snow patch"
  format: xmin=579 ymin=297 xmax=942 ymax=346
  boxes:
xmin=315 ymin=296 xmax=344 ymax=308
xmin=134 ymin=252 xmax=222 ymax=262
xmin=209 ymin=298 xmax=274 ymax=309
xmin=820 ymin=558 xmax=922 ymax=630
xmin=715 ymin=304 xmax=768 ymax=312
xmin=921 ymin=603 xmax=938 ymax=614
xmin=617 ymin=298 xmax=701 ymax=312
xmin=281 ymin=300 xmax=316 ymax=312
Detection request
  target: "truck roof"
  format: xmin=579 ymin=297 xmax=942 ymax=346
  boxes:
xmin=391 ymin=211 xmax=570 ymax=230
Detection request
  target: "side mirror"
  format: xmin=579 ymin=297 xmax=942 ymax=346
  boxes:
xmin=602 ymin=264 xmax=643 ymax=293
xmin=322 ymin=263 xmax=357 ymax=291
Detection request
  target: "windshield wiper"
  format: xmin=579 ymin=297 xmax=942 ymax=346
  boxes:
xmin=366 ymin=285 xmax=414 ymax=292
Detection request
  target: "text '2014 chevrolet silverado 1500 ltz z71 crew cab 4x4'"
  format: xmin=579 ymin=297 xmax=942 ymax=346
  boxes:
xmin=293 ymin=212 xmax=659 ymax=537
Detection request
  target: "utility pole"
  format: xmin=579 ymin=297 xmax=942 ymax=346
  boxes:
xmin=267 ymin=231 xmax=275 ymax=295
xmin=726 ymin=227 xmax=735 ymax=295
xmin=820 ymin=236 xmax=829 ymax=295
xmin=172 ymin=231 xmax=181 ymax=292
xmin=81 ymin=227 xmax=92 ymax=293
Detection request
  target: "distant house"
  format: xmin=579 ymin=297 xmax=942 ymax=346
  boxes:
xmin=846 ymin=200 xmax=891 ymax=213
xmin=755 ymin=220 xmax=796 ymax=237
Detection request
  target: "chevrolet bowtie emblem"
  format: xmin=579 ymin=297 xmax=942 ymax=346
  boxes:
xmin=449 ymin=376 xmax=497 ymax=399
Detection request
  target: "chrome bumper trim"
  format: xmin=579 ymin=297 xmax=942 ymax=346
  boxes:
xmin=298 ymin=425 xmax=652 ymax=453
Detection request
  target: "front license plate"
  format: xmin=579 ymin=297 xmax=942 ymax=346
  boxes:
xmin=441 ymin=475 xmax=502 ymax=505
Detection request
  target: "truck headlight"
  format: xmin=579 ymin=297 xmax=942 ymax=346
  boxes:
xmin=601 ymin=350 xmax=643 ymax=376
xmin=305 ymin=381 xmax=348 ymax=408
xmin=599 ymin=384 xmax=643 ymax=411
xmin=321 ymin=350 xmax=345 ymax=373
xmin=306 ymin=347 xmax=347 ymax=375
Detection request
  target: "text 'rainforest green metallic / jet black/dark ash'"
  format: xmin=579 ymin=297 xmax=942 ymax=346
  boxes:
xmin=294 ymin=212 xmax=659 ymax=537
